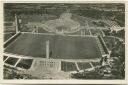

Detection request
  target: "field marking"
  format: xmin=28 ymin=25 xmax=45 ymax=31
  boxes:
xmin=89 ymin=62 xmax=94 ymax=68
xmin=4 ymin=52 xmax=100 ymax=62
xmin=14 ymin=58 xmax=21 ymax=67
xmin=89 ymin=29 xmax=92 ymax=35
xmin=100 ymin=29 xmax=105 ymax=36
xmin=3 ymin=52 xmax=101 ymax=71
xmin=4 ymin=32 xmax=20 ymax=44
xmin=21 ymin=32 xmax=97 ymax=37
xmin=4 ymin=63 xmax=16 ymax=68
xmin=4 ymin=52 xmax=34 ymax=59
xmin=32 ymin=29 xmax=36 ymax=33
xmin=75 ymin=62 xmax=80 ymax=71
xmin=4 ymin=56 xmax=10 ymax=63
xmin=4 ymin=33 xmax=21 ymax=50
xmin=4 ymin=33 xmax=18 ymax=44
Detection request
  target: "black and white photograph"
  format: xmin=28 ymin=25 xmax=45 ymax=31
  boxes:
xmin=3 ymin=3 xmax=125 ymax=80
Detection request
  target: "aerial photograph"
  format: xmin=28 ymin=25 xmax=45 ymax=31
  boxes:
xmin=3 ymin=3 xmax=125 ymax=79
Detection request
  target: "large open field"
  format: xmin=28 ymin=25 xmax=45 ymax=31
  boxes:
xmin=5 ymin=33 xmax=102 ymax=59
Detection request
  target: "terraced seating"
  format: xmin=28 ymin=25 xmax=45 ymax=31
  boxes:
xmin=61 ymin=61 xmax=77 ymax=72
xmin=91 ymin=62 xmax=101 ymax=67
xmin=4 ymin=55 xmax=33 ymax=70
xmin=16 ymin=59 xmax=33 ymax=69
xmin=5 ymin=57 xmax=18 ymax=66
xmin=77 ymin=62 xmax=92 ymax=70
xmin=95 ymin=37 xmax=106 ymax=55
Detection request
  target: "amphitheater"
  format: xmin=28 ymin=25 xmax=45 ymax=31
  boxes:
xmin=4 ymin=13 xmax=110 ymax=74
xmin=43 ymin=13 xmax=80 ymax=34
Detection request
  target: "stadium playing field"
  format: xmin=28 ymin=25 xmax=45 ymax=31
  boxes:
xmin=5 ymin=33 xmax=102 ymax=59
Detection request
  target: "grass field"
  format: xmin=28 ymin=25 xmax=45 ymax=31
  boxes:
xmin=5 ymin=33 xmax=102 ymax=59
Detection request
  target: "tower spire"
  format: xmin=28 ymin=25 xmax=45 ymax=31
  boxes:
xmin=46 ymin=40 xmax=50 ymax=59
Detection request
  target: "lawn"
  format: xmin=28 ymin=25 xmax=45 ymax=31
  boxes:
xmin=5 ymin=33 xmax=102 ymax=59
